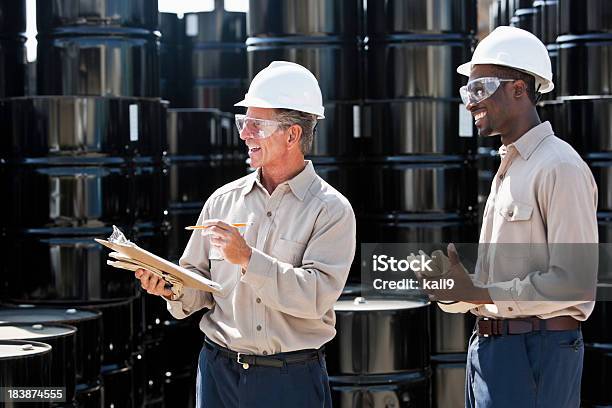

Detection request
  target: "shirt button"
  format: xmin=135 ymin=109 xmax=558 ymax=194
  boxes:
xmin=256 ymin=298 xmax=261 ymax=304
xmin=266 ymin=211 xmax=272 ymax=217
xmin=508 ymin=307 xmax=514 ymax=312
xmin=256 ymin=325 xmax=262 ymax=331
xmin=262 ymin=351 xmax=268 ymax=355
xmin=508 ymin=211 xmax=514 ymax=217
xmin=499 ymin=174 xmax=504 ymax=180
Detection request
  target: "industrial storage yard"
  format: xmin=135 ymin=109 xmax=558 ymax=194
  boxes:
xmin=0 ymin=0 xmax=610 ymax=407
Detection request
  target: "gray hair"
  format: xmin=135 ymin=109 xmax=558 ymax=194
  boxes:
xmin=275 ymin=109 xmax=318 ymax=155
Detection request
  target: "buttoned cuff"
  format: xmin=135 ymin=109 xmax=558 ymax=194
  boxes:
xmin=241 ymin=248 xmax=274 ymax=290
xmin=487 ymin=282 xmax=522 ymax=317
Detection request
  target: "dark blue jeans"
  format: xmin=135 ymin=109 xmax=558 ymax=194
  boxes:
xmin=465 ymin=328 xmax=584 ymax=408
xmin=196 ymin=342 xmax=332 ymax=408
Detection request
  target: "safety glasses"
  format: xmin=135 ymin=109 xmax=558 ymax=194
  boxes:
xmin=235 ymin=114 xmax=283 ymax=139
xmin=459 ymin=77 xmax=516 ymax=106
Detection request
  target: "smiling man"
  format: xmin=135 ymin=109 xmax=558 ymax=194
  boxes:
xmin=135 ymin=61 xmax=356 ymax=407
xmin=421 ymin=26 xmax=598 ymax=407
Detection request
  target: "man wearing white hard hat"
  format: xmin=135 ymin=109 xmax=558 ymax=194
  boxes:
xmin=135 ymin=61 xmax=355 ymax=407
xmin=420 ymin=26 xmax=598 ymax=407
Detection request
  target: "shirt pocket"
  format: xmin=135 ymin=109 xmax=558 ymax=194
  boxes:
xmin=495 ymin=201 xmax=533 ymax=258
xmin=271 ymin=238 xmax=307 ymax=267
xmin=209 ymin=251 xmax=239 ymax=298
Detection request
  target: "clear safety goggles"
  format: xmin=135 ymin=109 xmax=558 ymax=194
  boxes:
xmin=459 ymin=77 xmax=515 ymax=106
xmin=235 ymin=114 xmax=283 ymax=139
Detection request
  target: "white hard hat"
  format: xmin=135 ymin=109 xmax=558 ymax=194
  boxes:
xmin=235 ymin=61 xmax=325 ymax=119
xmin=457 ymin=26 xmax=554 ymax=94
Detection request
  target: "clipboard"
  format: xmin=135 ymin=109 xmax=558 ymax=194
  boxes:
xmin=95 ymin=238 xmax=222 ymax=293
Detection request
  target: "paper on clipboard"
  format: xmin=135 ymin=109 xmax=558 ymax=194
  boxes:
xmin=94 ymin=228 xmax=221 ymax=293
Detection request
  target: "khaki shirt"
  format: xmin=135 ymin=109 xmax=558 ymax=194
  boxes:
xmin=165 ymin=161 xmax=356 ymax=353
xmin=474 ymin=121 xmax=599 ymax=321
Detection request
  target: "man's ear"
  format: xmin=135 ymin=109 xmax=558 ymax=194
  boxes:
xmin=513 ymin=80 xmax=527 ymax=99
xmin=287 ymin=124 xmax=302 ymax=149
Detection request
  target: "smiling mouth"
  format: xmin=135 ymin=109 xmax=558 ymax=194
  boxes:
xmin=248 ymin=147 xmax=261 ymax=153
xmin=474 ymin=111 xmax=487 ymax=123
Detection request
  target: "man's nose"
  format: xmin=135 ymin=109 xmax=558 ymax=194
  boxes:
xmin=239 ymin=128 xmax=251 ymax=141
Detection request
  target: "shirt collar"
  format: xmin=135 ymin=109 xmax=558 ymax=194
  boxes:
xmin=241 ymin=160 xmax=316 ymax=201
xmin=499 ymin=121 xmax=554 ymax=161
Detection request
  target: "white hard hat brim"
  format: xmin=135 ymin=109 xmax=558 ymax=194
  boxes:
xmin=456 ymin=61 xmax=554 ymax=94
xmin=234 ymin=96 xmax=325 ymax=119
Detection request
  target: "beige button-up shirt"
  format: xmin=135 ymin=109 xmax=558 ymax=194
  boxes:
xmin=165 ymin=161 xmax=356 ymax=353
xmin=474 ymin=121 xmax=599 ymax=321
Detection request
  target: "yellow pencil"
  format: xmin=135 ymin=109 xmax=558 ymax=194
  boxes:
xmin=185 ymin=223 xmax=250 ymax=230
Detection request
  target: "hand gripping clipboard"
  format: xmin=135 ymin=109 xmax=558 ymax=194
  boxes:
xmin=95 ymin=238 xmax=222 ymax=293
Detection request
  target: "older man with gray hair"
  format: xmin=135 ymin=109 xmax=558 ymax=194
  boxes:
xmin=135 ymin=61 xmax=356 ymax=407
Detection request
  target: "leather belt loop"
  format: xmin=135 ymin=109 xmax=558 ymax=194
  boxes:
xmin=539 ymin=318 xmax=546 ymax=334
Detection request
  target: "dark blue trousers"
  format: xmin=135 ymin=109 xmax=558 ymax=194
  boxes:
xmin=465 ymin=328 xmax=584 ymax=408
xmin=196 ymin=342 xmax=332 ymax=408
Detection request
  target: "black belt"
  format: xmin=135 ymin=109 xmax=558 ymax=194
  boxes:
xmin=476 ymin=316 xmax=580 ymax=337
xmin=204 ymin=337 xmax=322 ymax=369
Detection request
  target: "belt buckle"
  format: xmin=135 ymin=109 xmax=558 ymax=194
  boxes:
xmin=236 ymin=353 xmax=250 ymax=370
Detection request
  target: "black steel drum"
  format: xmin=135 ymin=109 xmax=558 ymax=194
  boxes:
xmin=357 ymin=214 xmax=479 ymax=244
xmin=365 ymin=35 xmax=472 ymax=100
xmin=314 ymin=159 xmax=478 ymax=214
xmin=558 ymin=0 xmax=612 ymax=36
xmin=192 ymin=80 xmax=246 ymax=112
xmin=0 ymin=306 xmax=102 ymax=385
xmin=163 ymin=368 xmax=197 ymax=408
xmin=0 ymin=340 xmax=52 ymax=404
xmin=159 ymin=12 xmax=187 ymax=106
xmin=308 ymin=102 xmax=361 ymax=157
xmin=366 ymin=0 xmax=476 ymax=36
xmin=75 ymin=381 xmax=103 ymax=408
xmin=558 ymin=97 xmax=612 ymax=155
xmin=510 ymin=8 xmax=539 ymax=36
xmin=36 ymin=0 xmax=159 ymax=32
xmin=326 ymin=298 xmax=430 ymax=375
xmin=330 ymin=371 xmax=431 ymax=408
xmin=36 ymin=33 xmax=160 ymax=97
xmin=429 ymin=306 xmax=475 ymax=354
xmin=0 ymin=323 xmax=77 ymax=403
xmin=361 ymin=100 xmax=476 ymax=156
xmin=101 ymin=363 xmax=134 ymax=408
xmin=167 ymin=108 xmax=222 ymax=157
xmin=536 ymin=98 xmax=565 ymax=132
xmin=588 ymin=163 xmax=612 ymax=211
xmin=0 ymin=0 xmax=26 ymax=34
xmin=247 ymin=0 xmax=361 ymax=38
xmin=0 ymin=165 xmax=132 ymax=230
xmin=131 ymin=348 xmax=146 ymax=408
xmin=2 ymin=232 xmax=137 ymax=302
xmin=582 ymin=343 xmax=612 ymax=407
xmin=80 ymin=298 xmax=136 ymax=365
xmin=431 ymin=354 xmax=467 ymax=408
xmin=557 ymin=34 xmax=612 ymax=97
xmin=0 ymin=96 xmax=165 ymax=159
xmin=0 ymin=38 xmax=26 ymax=98
xmin=582 ymin=300 xmax=612 ymax=343
xmin=247 ymin=37 xmax=361 ymax=102
xmin=164 ymin=206 xmax=200 ymax=262
xmin=361 ymin=161 xmax=477 ymax=214
xmin=534 ymin=0 xmax=558 ymax=44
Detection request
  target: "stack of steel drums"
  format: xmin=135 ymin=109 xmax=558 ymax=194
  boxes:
xmin=490 ymin=1 xmax=612 ymax=406
xmin=361 ymin=0 xmax=478 ymax=250
xmin=327 ymin=297 xmax=431 ymax=407
xmin=246 ymin=0 xmax=364 ymax=277
xmin=159 ymin=0 xmax=247 ymax=112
